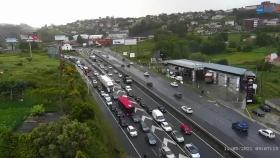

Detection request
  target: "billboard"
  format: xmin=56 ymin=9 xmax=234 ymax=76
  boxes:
xmin=5 ymin=38 xmax=18 ymax=43
xmin=55 ymin=35 xmax=66 ymax=41
xmin=124 ymin=39 xmax=137 ymax=45
xmin=113 ymin=39 xmax=125 ymax=45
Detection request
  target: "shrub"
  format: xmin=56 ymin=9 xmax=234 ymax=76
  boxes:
xmin=216 ymin=59 xmax=229 ymax=65
xmin=30 ymin=104 xmax=45 ymax=116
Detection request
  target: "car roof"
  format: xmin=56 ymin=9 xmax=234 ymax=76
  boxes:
xmin=264 ymin=129 xmax=273 ymax=133
xmin=162 ymin=146 xmax=171 ymax=151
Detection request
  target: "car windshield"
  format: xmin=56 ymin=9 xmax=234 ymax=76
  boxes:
xmin=174 ymin=132 xmax=182 ymax=138
xmin=188 ymin=146 xmax=198 ymax=154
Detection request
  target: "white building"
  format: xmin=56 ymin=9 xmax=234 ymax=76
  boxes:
xmin=62 ymin=44 xmax=72 ymax=51
xmin=225 ymin=20 xmax=235 ymax=26
xmin=245 ymin=5 xmax=258 ymax=10
xmin=212 ymin=15 xmax=225 ymax=20
xmin=88 ymin=35 xmax=103 ymax=40
xmin=108 ymin=33 xmax=128 ymax=39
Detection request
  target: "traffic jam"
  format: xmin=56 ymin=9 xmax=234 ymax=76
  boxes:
xmin=69 ymin=49 xmax=224 ymax=158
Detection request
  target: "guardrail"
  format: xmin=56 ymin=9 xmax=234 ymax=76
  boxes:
xmin=91 ymin=51 xmax=243 ymax=158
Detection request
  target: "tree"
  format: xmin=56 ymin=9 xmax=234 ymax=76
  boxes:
xmin=256 ymin=33 xmax=273 ymax=46
xmin=30 ymin=104 xmax=45 ymax=116
xmin=201 ymin=40 xmax=226 ymax=54
xmin=188 ymin=53 xmax=208 ymax=62
xmin=31 ymin=118 xmax=92 ymax=158
xmin=76 ymin=35 xmax=84 ymax=44
xmin=71 ymin=103 xmax=95 ymax=122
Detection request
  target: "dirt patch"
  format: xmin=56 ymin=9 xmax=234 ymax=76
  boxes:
xmin=16 ymin=112 xmax=60 ymax=133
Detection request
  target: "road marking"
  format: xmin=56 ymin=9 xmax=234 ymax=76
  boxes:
xmin=141 ymin=115 xmax=152 ymax=122
xmin=163 ymin=137 xmax=176 ymax=146
xmin=179 ymin=154 xmax=189 ymax=158
xmin=151 ymin=149 xmax=158 ymax=157
xmin=134 ymin=107 xmax=145 ymax=113
xmin=151 ymin=125 xmax=164 ymax=133
xmin=167 ymin=111 xmax=224 ymax=158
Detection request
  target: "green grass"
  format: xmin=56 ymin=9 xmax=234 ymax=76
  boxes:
xmin=228 ymin=33 xmax=241 ymax=43
xmin=112 ymin=39 xmax=155 ymax=58
xmin=0 ymin=100 xmax=33 ymax=130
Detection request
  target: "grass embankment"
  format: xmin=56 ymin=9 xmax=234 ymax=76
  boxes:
xmin=0 ymin=52 xmax=125 ymax=157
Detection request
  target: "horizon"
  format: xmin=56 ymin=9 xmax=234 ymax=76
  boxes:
xmin=1 ymin=0 xmax=279 ymax=28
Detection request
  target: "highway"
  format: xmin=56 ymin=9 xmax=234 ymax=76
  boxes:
xmin=76 ymin=49 xmax=226 ymax=157
xmin=87 ymin=47 xmax=280 ymax=158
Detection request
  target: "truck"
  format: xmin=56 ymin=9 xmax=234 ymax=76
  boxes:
xmin=152 ymin=109 xmax=165 ymax=122
xmin=89 ymin=55 xmax=96 ymax=62
xmin=98 ymin=75 xmax=114 ymax=93
xmin=123 ymin=75 xmax=133 ymax=84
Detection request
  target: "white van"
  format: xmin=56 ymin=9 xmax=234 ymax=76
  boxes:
xmin=152 ymin=109 xmax=165 ymax=122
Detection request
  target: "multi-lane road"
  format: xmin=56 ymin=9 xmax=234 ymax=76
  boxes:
xmin=76 ymin=48 xmax=280 ymax=158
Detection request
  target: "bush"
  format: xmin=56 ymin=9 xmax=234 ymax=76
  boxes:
xmin=30 ymin=104 xmax=45 ymax=116
xmin=216 ymin=59 xmax=229 ymax=65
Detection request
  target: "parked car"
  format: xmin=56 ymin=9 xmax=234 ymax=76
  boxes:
xmin=127 ymin=125 xmax=138 ymax=137
xmin=108 ymin=73 xmax=113 ymax=76
xmin=140 ymin=121 xmax=150 ymax=132
xmin=118 ymin=73 xmax=123 ymax=78
xmin=92 ymin=80 xmax=98 ymax=84
xmin=170 ymin=82 xmax=179 ymax=87
xmin=184 ymin=143 xmax=200 ymax=158
xmin=135 ymin=97 xmax=142 ymax=102
xmin=260 ymin=105 xmax=271 ymax=112
xmin=252 ymin=108 xmax=265 ymax=117
xmin=125 ymin=85 xmax=132 ymax=92
xmin=180 ymin=123 xmax=192 ymax=135
xmin=258 ymin=129 xmax=276 ymax=139
xmin=100 ymin=91 xmax=106 ymax=96
xmin=157 ymin=104 xmax=166 ymax=113
xmin=132 ymin=114 xmax=141 ymax=123
xmin=146 ymin=132 xmax=157 ymax=145
xmin=171 ymin=130 xmax=184 ymax=143
xmin=161 ymin=146 xmax=175 ymax=158
xmin=181 ymin=106 xmax=193 ymax=114
xmin=232 ymin=121 xmax=249 ymax=133
xmin=161 ymin=122 xmax=172 ymax=132
xmin=110 ymin=104 xmax=117 ymax=112
xmin=115 ymin=79 xmax=121 ymax=83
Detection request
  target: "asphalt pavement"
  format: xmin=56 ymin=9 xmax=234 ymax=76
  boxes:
xmin=94 ymin=48 xmax=280 ymax=158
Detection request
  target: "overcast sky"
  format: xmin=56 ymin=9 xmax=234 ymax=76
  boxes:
xmin=1 ymin=0 xmax=278 ymax=27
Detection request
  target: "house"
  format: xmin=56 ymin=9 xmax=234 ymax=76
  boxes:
xmin=243 ymin=18 xmax=261 ymax=31
xmin=211 ymin=15 xmax=225 ymax=20
xmin=265 ymin=53 xmax=280 ymax=66
xmin=62 ymin=44 xmax=72 ymax=51
xmin=263 ymin=18 xmax=280 ymax=26
xmin=150 ymin=51 xmax=163 ymax=63
xmin=225 ymin=20 xmax=235 ymax=26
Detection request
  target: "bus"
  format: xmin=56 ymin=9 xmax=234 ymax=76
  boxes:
xmin=118 ymin=95 xmax=135 ymax=116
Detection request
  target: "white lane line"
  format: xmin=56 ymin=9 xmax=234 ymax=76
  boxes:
xmin=79 ymin=69 xmax=142 ymax=158
xmin=166 ymin=111 xmax=224 ymax=158
xmin=151 ymin=149 xmax=158 ymax=157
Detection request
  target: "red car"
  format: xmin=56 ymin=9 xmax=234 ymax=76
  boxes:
xmin=180 ymin=123 xmax=192 ymax=135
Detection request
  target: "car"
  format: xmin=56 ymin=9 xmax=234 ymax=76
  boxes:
xmin=103 ymin=93 xmax=110 ymax=98
xmin=258 ymin=129 xmax=276 ymax=139
xmin=110 ymin=104 xmax=117 ymax=112
xmin=97 ymin=86 xmax=103 ymax=92
xmin=184 ymin=143 xmax=200 ymax=158
xmin=125 ymin=85 xmax=132 ymax=92
xmin=252 ymin=108 xmax=265 ymax=117
xmin=127 ymin=64 xmax=130 ymax=68
xmin=105 ymin=97 xmax=112 ymax=105
xmin=161 ymin=122 xmax=172 ymax=132
xmin=130 ymin=62 xmax=134 ymax=65
xmin=171 ymin=130 xmax=184 ymax=143
xmin=115 ymin=109 xmax=125 ymax=118
xmin=108 ymin=73 xmax=113 ymax=76
xmin=181 ymin=106 xmax=193 ymax=114
xmin=139 ymin=100 xmax=146 ymax=107
xmin=108 ymin=66 xmax=113 ymax=69
xmin=118 ymin=73 xmax=123 ymax=78
xmin=135 ymin=97 xmax=142 ymax=102
xmin=157 ymin=104 xmax=166 ymax=113
xmin=100 ymin=91 xmax=106 ymax=96
xmin=113 ymin=70 xmax=118 ymax=74
xmin=115 ymin=79 xmax=121 ymax=83
xmin=144 ymin=72 xmax=150 ymax=77
xmin=94 ymin=72 xmax=99 ymax=76
xmin=146 ymin=133 xmax=157 ymax=145
xmin=146 ymin=82 xmax=153 ymax=87
xmin=132 ymin=114 xmax=141 ymax=123
xmin=127 ymin=91 xmax=134 ymax=97
xmin=92 ymin=80 xmax=98 ymax=84
xmin=140 ymin=121 xmax=150 ymax=132
xmin=127 ymin=125 xmax=138 ymax=137
xmin=174 ymin=93 xmax=182 ymax=99
xmin=170 ymin=82 xmax=179 ymax=87
xmin=145 ymin=105 xmax=153 ymax=114
xmin=180 ymin=123 xmax=192 ymax=135
xmin=121 ymin=64 xmax=125 ymax=68
xmin=161 ymin=146 xmax=175 ymax=158
xmin=232 ymin=121 xmax=249 ymax=133
xmin=170 ymin=75 xmax=176 ymax=79
xmin=119 ymin=117 xmax=128 ymax=127
xmin=260 ymin=105 xmax=271 ymax=112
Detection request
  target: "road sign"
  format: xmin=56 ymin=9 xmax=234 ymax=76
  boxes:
xmin=163 ymin=138 xmax=176 ymax=147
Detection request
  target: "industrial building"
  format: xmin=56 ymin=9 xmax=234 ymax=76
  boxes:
xmin=164 ymin=59 xmax=256 ymax=93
